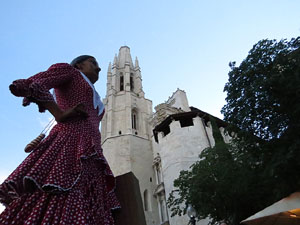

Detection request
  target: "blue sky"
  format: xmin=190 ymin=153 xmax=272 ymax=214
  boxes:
xmin=0 ymin=0 xmax=299 ymax=211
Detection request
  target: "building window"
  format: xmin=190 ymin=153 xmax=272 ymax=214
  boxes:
xmin=133 ymin=114 xmax=137 ymax=129
xmin=158 ymin=193 xmax=168 ymax=223
xmin=179 ymin=117 xmax=194 ymax=127
xmin=130 ymin=73 xmax=134 ymax=91
xmin=132 ymin=109 xmax=138 ymax=130
xmin=120 ymin=73 xmax=124 ymax=91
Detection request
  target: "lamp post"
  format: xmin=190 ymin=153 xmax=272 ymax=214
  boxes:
xmin=187 ymin=204 xmax=196 ymax=225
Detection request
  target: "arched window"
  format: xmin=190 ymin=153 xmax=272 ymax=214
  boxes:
xmin=158 ymin=193 xmax=168 ymax=223
xmin=132 ymin=109 xmax=138 ymax=130
xmin=120 ymin=73 xmax=124 ymax=91
xmin=130 ymin=73 xmax=134 ymax=91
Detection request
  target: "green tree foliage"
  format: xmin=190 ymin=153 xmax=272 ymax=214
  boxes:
xmin=167 ymin=117 xmax=269 ymax=225
xmin=222 ymin=37 xmax=300 ymax=197
xmin=167 ymin=37 xmax=300 ymax=225
xmin=222 ymin=37 xmax=300 ymax=141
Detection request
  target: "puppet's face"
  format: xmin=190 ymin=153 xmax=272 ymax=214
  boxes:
xmin=78 ymin=57 xmax=101 ymax=84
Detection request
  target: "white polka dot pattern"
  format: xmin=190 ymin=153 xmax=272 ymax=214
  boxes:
xmin=0 ymin=63 xmax=120 ymax=224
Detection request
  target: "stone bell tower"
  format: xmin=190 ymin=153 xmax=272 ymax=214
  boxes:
xmin=101 ymin=46 xmax=159 ymax=225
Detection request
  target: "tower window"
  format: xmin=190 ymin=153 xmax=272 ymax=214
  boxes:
xmin=120 ymin=73 xmax=124 ymax=91
xmin=132 ymin=109 xmax=138 ymax=130
xmin=133 ymin=114 xmax=137 ymax=129
xmin=130 ymin=75 xmax=134 ymax=91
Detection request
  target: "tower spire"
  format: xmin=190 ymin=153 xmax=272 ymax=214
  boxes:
xmin=118 ymin=46 xmax=133 ymax=68
xmin=108 ymin=62 xmax=112 ymax=73
xmin=135 ymin=56 xmax=140 ymax=69
xmin=112 ymin=54 xmax=118 ymax=68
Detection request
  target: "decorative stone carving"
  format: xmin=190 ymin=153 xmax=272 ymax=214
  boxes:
xmin=153 ymin=153 xmax=161 ymax=166
xmin=151 ymin=103 xmax=184 ymax=127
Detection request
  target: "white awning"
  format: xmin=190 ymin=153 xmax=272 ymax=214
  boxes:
xmin=241 ymin=192 xmax=300 ymax=225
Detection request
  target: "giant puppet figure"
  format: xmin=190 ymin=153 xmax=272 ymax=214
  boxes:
xmin=0 ymin=55 xmax=120 ymax=225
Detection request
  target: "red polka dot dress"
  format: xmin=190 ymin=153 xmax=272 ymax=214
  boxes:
xmin=0 ymin=63 xmax=120 ymax=225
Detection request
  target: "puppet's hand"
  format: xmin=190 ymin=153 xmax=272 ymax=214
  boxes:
xmin=9 ymin=81 xmax=30 ymax=97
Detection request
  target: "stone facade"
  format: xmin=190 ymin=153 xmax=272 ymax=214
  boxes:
xmin=101 ymin=46 xmax=230 ymax=225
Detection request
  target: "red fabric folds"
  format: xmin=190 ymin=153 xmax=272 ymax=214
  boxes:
xmin=0 ymin=63 xmax=120 ymax=225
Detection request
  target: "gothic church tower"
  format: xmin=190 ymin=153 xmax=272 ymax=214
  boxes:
xmin=101 ymin=46 xmax=159 ymax=225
